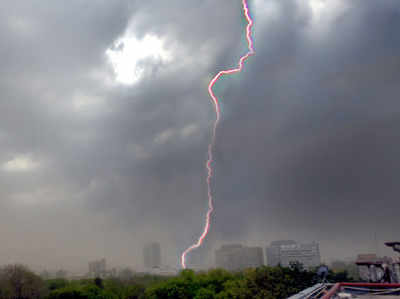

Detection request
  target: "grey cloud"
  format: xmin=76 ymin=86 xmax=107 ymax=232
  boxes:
xmin=0 ymin=0 xmax=400 ymax=272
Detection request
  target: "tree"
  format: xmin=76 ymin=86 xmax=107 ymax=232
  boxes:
xmin=0 ymin=264 xmax=47 ymax=299
xmin=95 ymin=277 xmax=104 ymax=289
xmin=124 ymin=284 xmax=145 ymax=299
xmin=103 ymin=278 xmax=145 ymax=299
xmin=46 ymin=278 xmax=69 ymax=291
xmin=48 ymin=285 xmax=117 ymax=299
xmin=194 ymin=288 xmax=217 ymax=299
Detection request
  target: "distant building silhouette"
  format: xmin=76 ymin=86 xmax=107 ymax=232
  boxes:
xmin=215 ymin=244 xmax=264 ymax=270
xmin=185 ymin=230 xmax=216 ymax=270
xmin=186 ymin=247 xmax=209 ymax=270
xmin=88 ymin=258 xmax=106 ymax=278
xmin=266 ymin=240 xmax=297 ymax=266
xmin=266 ymin=240 xmax=321 ymax=269
xmin=144 ymin=242 xmax=161 ymax=269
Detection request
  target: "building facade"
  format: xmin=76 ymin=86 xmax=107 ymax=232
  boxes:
xmin=215 ymin=244 xmax=264 ymax=271
xmin=143 ymin=242 xmax=161 ymax=269
xmin=88 ymin=258 xmax=106 ymax=278
xmin=266 ymin=240 xmax=321 ymax=269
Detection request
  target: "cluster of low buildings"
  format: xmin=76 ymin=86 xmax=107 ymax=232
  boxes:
xmin=140 ymin=240 xmax=321 ymax=272
xmin=40 ymin=240 xmax=322 ymax=279
xmin=41 ymin=240 xmax=400 ymax=286
xmin=138 ymin=240 xmax=321 ymax=272
xmin=214 ymin=240 xmax=321 ymax=271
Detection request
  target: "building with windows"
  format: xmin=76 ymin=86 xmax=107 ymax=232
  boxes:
xmin=266 ymin=240 xmax=321 ymax=269
xmin=143 ymin=242 xmax=161 ymax=269
xmin=215 ymin=244 xmax=264 ymax=270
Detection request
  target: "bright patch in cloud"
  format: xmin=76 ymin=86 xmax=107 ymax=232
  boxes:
xmin=154 ymin=128 xmax=175 ymax=144
xmin=309 ymin=0 xmax=326 ymax=17
xmin=308 ymin=0 xmax=349 ymax=24
xmin=72 ymin=93 xmax=103 ymax=112
xmin=3 ymin=156 xmax=38 ymax=172
xmin=106 ymin=34 xmax=171 ymax=85
xmin=181 ymin=124 xmax=199 ymax=138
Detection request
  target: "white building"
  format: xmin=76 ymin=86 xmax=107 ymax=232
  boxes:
xmin=266 ymin=240 xmax=321 ymax=269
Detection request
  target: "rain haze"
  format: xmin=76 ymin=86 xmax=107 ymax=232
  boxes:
xmin=1 ymin=0 xmax=400 ymax=273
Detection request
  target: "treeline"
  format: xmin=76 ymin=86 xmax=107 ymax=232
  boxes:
xmin=0 ymin=263 xmax=353 ymax=299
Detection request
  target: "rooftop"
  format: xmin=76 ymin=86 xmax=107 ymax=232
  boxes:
xmin=322 ymin=283 xmax=400 ymax=299
xmin=289 ymin=283 xmax=400 ymax=299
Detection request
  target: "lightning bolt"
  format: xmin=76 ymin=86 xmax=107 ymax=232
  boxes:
xmin=181 ymin=0 xmax=255 ymax=269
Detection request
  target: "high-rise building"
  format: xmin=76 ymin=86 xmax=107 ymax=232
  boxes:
xmin=144 ymin=242 xmax=161 ymax=269
xmin=266 ymin=240 xmax=321 ymax=269
xmin=88 ymin=258 xmax=106 ymax=278
xmin=215 ymin=244 xmax=264 ymax=271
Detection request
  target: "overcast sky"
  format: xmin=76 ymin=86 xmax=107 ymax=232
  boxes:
xmin=1 ymin=0 xmax=400 ymax=272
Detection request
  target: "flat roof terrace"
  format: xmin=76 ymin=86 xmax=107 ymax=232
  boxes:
xmin=322 ymin=283 xmax=400 ymax=299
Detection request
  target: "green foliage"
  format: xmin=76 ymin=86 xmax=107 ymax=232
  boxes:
xmin=144 ymin=266 xmax=317 ymax=299
xmin=124 ymin=274 xmax=170 ymax=287
xmin=46 ymin=279 xmax=69 ymax=291
xmin=0 ymin=263 xmax=348 ymax=299
xmin=47 ymin=284 xmax=117 ymax=299
xmin=95 ymin=277 xmax=104 ymax=289
xmin=193 ymin=287 xmax=216 ymax=299
xmin=124 ymin=284 xmax=145 ymax=299
xmin=103 ymin=278 xmax=145 ymax=299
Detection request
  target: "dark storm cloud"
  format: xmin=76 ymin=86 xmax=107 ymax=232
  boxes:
xmin=211 ymin=0 xmax=400 ymax=259
xmin=0 ymin=0 xmax=245 ymax=270
xmin=1 ymin=0 xmax=400 ymax=271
